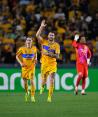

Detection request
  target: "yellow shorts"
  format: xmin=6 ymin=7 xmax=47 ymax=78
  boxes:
xmin=41 ymin=62 xmax=57 ymax=76
xmin=21 ymin=64 xmax=35 ymax=80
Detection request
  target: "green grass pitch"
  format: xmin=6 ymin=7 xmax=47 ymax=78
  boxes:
xmin=0 ymin=92 xmax=98 ymax=117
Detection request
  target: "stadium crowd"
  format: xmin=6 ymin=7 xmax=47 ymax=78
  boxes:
xmin=0 ymin=0 xmax=98 ymax=66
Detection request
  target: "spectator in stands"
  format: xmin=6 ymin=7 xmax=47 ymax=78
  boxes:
xmin=0 ymin=0 xmax=97 ymax=66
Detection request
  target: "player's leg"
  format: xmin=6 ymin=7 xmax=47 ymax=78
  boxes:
xmin=81 ymin=65 xmax=88 ymax=95
xmin=22 ymin=69 xmax=29 ymax=94
xmin=30 ymin=77 xmax=35 ymax=102
xmin=47 ymin=72 xmax=55 ymax=102
xmin=81 ymin=77 xmax=86 ymax=95
xmin=40 ymin=72 xmax=49 ymax=94
xmin=75 ymin=63 xmax=83 ymax=95
xmin=23 ymin=78 xmax=28 ymax=94
xmin=40 ymin=64 xmax=48 ymax=94
xmin=29 ymin=69 xmax=36 ymax=102
xmin=23 ymin=78 xmax=29 ymax=102
xmin=75 ymin=72 xmax=83 ymax=95
xmin=40 ymin=64 xmax=45 ymax=94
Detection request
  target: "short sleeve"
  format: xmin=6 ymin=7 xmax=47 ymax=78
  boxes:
xmin=34 ymin=46 xmax=37 ymax=54
xmin=38 ymin=38 xmax=44 ymax=44
xmin=16 ymin=47 xmax=23 ymax=56
xmin=55 ymin=43 xmax=60 ymax=54
xmin=40 ymin=38 xmax=48 ymax=45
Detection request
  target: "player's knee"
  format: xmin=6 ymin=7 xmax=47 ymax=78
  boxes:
xmin=23 ymin=78 xmax=27 ymax=84
xmin=30 ymin=79 xmax=34 ymax=85
xmin=78 ymin=72 xmax=83 ymax=78
xmin=50 ymin=72 xmax=55 ymax=78
xmin=50 ymin=77 xmax=54 ymax=85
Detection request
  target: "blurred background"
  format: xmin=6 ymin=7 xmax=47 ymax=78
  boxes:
xmin=0 ymin=0 xmax=98 ymax=67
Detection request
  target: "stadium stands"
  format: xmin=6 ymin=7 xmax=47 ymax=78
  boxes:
xmin=0 ymin=0 xmax=98 ymax=66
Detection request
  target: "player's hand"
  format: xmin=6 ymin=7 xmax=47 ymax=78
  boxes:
xmin=41 ymin=20 xmax=47 ymax=27
xmin=74 ymin=34 xmax=79 ymax=41
xmin=21 ymin=63 xmax=27 ymax=67
xmin=87 ymin=59 xmax=91 ymax=66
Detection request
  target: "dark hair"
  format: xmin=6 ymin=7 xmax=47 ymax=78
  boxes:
xmin=78 ymin=35 xmax=86 ymax=42
xmin=49 ymin=31 xmax=55 ymax=34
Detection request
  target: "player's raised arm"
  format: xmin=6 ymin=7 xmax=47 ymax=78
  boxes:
xmin=36 ymin=20 xmax=46 ymax=43
xmin=72 ymin=34 xmax=79 ymax=48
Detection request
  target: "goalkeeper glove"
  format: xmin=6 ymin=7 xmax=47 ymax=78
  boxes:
xmin=87 ymin=59 xmax=91 ymax=66
xmin=74 ymin=34 xmax=79 ymax=41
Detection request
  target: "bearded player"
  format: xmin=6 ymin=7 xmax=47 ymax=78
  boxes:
xmin=72 ymin=34 xmax=91 ymax=95
xmin=16 ymin=37 xmax=37 ymax=102
xmin=36 ymin=20 xmax=60 ymax=102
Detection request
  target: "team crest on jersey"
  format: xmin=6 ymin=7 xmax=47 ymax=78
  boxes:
xmin=43 ymin=45 xmax=55 ymax=53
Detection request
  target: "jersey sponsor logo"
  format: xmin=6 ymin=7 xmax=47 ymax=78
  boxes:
xmin=43 ymin=45 xmax=49 ymax=50
xmin=43 ymin=45 xmax=55 ymax=53
xmin=22 ymin=54 xmax=34 ymax=58
xmin=0 ymin=72 xmax=90 ymax=91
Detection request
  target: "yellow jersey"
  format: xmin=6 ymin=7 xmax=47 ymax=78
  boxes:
xmin=40 ymin=39 xmax=60 ymax=65
xmin=16 ymin=46 xmax=37 ymax=68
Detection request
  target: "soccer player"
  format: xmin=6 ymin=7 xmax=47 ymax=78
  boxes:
xmin=36 ymin=20 xmax=60 ymax=102
xmin=16 ymin=37 xmax=37 ymax=102
xmin=72 ymin=34 xmax=91 ymax=95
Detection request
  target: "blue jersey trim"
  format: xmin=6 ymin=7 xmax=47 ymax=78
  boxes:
xmin=43 ymin=45 xmax=55 ymax=53
xmin=43 ymin=45 xmax=49 ymax=51
xmin=22 ymin=54 xmax=34 ymax=58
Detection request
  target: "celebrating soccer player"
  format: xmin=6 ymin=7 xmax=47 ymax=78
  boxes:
xmin=16 ymin=37 xmax=37 ymax=102
xmin=72 ymin=34 xmax=91 ymax=95
xmin=36 ymin=20 xmax=60 ymax=102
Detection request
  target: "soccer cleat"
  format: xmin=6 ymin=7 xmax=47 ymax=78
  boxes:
xmin=74 ymin=87 xmax=78 ymax=95
xmin=81 ymin=90 xmax=86 ymax=95
xmin=47 ymin=96 xmax=52 ymax=102
xmin=40 ymin=86 xmax=44 ymax=95
xmin=25 ymin=91 xmax=30 ymax=102
xmin=81 ymin=93 xmax=87 ymax=95
xmin=31 ymin=96 xmax=35 ymax=102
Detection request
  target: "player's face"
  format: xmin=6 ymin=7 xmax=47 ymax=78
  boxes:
xmin=80 ymin=37 xmax=86 ymax=44
xmin=26 ymin=38 xmax=32 ymax=48
xmin=48 ymin=32 xmax=55 ymax=42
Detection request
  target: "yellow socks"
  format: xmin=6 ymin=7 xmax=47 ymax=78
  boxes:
xmin=48 ymin=86 xmax=54 ymax=97
xmin=47 ymin=86 xmax=54 ymax=102
xmin=24 ymin=82 xmax=28 ymax=94
xmin=31 ymin=85 xmax=35 ymax=96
